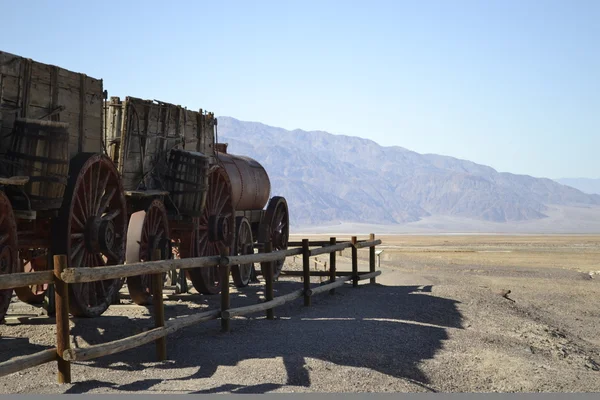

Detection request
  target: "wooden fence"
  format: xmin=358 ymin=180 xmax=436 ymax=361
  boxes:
xmin=0 ymin=234 xmax=382 ymax=383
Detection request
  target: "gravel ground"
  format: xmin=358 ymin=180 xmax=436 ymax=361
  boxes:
xmin=1 ymin=250 xmax=600 ymax=393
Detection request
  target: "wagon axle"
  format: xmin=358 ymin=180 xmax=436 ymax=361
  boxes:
xmin=209 ymin=215 xmax=232 ymax=243
xmin=84 ymin=217 xmax=116 ymax=255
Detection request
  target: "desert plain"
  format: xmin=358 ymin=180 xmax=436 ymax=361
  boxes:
xmin=1 ymin=234 xmax=599 ymax=393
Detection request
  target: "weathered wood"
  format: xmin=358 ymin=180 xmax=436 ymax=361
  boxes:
xmin=53 ymin=255 xmax=70 ymax=384
xmin=0 ymin=176 xmax=29 ymax=186
xmin=151 ymin=249 xmax=166 ymax=361
xmin=166 ymin=308 xmax=220 ymax=331
xmin=351 ymin=236 xmax=358 ymax=288
xmin=62 ymin=309 xmax=220 ymax=362
xmin=61 ymin=256 xmax=221 ymax=283
xmin=369 ymin=233 xmax=377 ymax=284
xmin=221 ymin=289 xmax=304 ymax=319
xmin=262 ymin=241 xmax=274 ymax=320
xmin=279 ymin=270 xmax=354 ymax=277
xmin=125 ymin=190 xmax=170 ymax=198
xmin=220 ymin=247 xmax=231 ymax=332
xmin=357 ymin=270 xmax=382 ymax=281
xmin=0 ymin=51 xmax=105 ymax=158
xmin=309 ymin=242 xmax=352 ymax=256
xmin=306 ymin=275 xmax=353 ymax=297
xmin=329 ymin=237 xmax=337 ymax=295
xmin=0 ymin=349 xmax=57 ymax=378
xmin=302 ymin=239 xmax=311 ymax=307
xmin=288 ymin=240 xmax=337 ymax=247
xmin=223 ymin=247 xmax=302 ymax=265
xmin=0 ymin=270 xmax=54 ymax=290
xmin=353 ymin=239 xmax=382 ymax=249
xmin=62 ymin=326 xmax=169 ymax=362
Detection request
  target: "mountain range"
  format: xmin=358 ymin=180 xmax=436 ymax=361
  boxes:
xmin=217 ymin=117 xmax=600 ymax=233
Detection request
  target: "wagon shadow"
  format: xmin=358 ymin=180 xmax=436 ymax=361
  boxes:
xmin=64 ymin=279 xmax=462 ymax=394
xmin=0 ymin=337 xmax=54 ymax=363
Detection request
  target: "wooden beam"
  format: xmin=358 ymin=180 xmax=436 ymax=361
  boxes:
xmin=220 ymin=247 xmax=231 ymax=332
xmin=288 ymin=240 xmax=333 ymax=247
xmin=329 ymin=237 xmax=337 ymax=295
xmin=151 ymin=249 xmax=166 ymax=361
xmin=357 ymin=270 xmax=382 ymax=281
xmin=302 ymin=239 xmax=311 ymax=307
xmin=0 ymin=270 xmax=54 ymax=290
xmin=351 ymin=236 xmax=358 ymax=288
xmin=221 ymin=289 xmax=304 ymax=319
xmin=306 ymin=275 xmax=353 ymax=297
xmin=62 ymin=309 xmax=220 ymax=362
xmin=369 ymin=234 xmax=376 ymax=284
xmin=353 ymin=239 xmax=382 ymax=249
xmin=262 ymin=241 xmax=274 ymax=320
xmin=53 ymin=255 xmax=71 ymax=384
xmin=309 ymin=242 xmax=351 ymax=256
xmin=278 ymin=270 xmax=354 ymax=277
xmin=223 ymin=247 xmax=302 ymax=266
xmin=0 ymin=349 xmax=57 ymax=378
xmin=61 ymin=256 xmax=221 ymax=283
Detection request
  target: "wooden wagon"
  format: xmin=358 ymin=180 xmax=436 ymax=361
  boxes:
xmin=0 ymin=51 xmax=289 ymax=321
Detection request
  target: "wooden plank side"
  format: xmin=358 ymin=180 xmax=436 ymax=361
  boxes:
xmin=0 ymin=50 xmax=104 ymax=158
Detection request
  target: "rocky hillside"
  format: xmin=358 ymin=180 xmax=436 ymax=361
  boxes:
xmin=555 ymin=178 xmax=600 ymax=195
xmin=217 ymin=117 xmax=600 ymax=228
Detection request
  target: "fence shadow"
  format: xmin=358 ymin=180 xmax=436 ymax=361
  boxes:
xmin=63 ymin=281 xmax=462 ymax=394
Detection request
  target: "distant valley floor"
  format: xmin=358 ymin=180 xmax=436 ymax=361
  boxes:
xmin=293 ymin=205 xmax=600 ymax=235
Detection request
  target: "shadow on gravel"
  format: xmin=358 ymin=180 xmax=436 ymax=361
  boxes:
xmin=64 ymin=281 xmax=462 ymax=394
xmin=0 ymin=337 xmax=54 ymax=363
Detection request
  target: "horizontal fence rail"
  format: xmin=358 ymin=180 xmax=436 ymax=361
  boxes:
xmin=0 ymin=234 xmax=383 ymax=385
xmin=0 ymin=270 xmax=54 ymax=291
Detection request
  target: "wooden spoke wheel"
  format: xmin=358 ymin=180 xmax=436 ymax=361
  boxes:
xmin=14 ymin=249 xmax=50 ymax=304
xmin=53 ymin=153 xmax=127 ymax=318
xmin=0 ymin=191 xmax=18 ymax=322
xmin=180 ymin=166 xmax=234 ymax=295
xmin=231 ymin=216 xmax=254 ymax=288
xmin=126 ymin=199 xmax=171 ymax=305
xmin=261 ymin=196 xmax=289 ymax=279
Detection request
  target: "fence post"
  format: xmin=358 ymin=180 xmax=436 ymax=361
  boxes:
xmin=329 ymin=237 xmax=336 ymax=295
xmin=220 ymin=246 xmax=231 ymax=332
xmin=151 ymin=248 xmax=167 ymax=361
xmin=369 ymin=233 xmax=377 ymax=284
xmin=53 ymin=254 xmax=71 ymax=384
xmin=262 ymin=241 xmax=274 ymax=320
xmin=351 ymin=236 xmax=358 ymax=287
xmin=302 ymin=239 xmax=311 ymax=306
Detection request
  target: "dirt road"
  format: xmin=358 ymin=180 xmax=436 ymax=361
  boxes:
xmin=1 ymin=235 xmax=599 ymax=393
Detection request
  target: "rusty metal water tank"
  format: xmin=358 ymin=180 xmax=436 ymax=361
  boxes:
xmin=215 ymin=143 xmax=271 ymax=211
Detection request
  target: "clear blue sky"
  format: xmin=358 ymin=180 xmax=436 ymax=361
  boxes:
xmin=1 ymin=1 xmax=598 ymax=179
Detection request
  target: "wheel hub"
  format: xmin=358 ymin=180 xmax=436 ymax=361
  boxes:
xmin=85 ymin=216 xmax=116 ymax=254
xmin=208 ymin=215 xmax=232 ymax=243
xmin=99 ymin=220 xmax=116 ymax=253
xmin=272 ymin=229 xmax=288 ymax=249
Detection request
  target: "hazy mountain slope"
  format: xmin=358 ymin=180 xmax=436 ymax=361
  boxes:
xmin=555 ymin=178 xmax=600 ymax=195
xmin=216 ymin=117 xmax=600 ymax=228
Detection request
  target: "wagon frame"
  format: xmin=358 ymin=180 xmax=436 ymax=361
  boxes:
xmin=0 ymin=50 xmax=289 ymax=321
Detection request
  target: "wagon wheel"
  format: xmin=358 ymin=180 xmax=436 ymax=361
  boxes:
xmin=0 ymin=191 xmax=18 ymax=322
xmin=180 ymin=166 xmax=234 ymax=295
xmin=126 ymin=199 xmax=171 ymax=305
xmin=53 ymin=153 xmax=127 ymax=318
xmin=261 ymin=196 xmax=289 ymax=279
xmin=231 ymin=216 xmax=254 ymax=288
xmin=14 ymin=249 xmax=49 ymax=304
